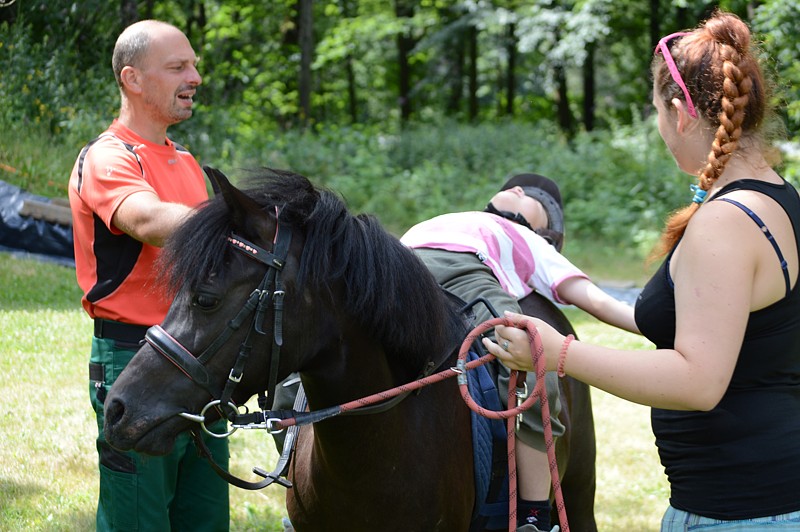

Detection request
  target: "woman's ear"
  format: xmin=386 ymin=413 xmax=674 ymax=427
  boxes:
xmin=671 ymin=98 xmax=695 ymax=134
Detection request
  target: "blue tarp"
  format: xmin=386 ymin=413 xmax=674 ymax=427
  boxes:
xmin=0 ymin=179 xmax=74 ymax=266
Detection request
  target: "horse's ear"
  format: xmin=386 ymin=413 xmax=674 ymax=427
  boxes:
xmin=202 ymin=166 xmax=271 ymax=236
xmin=203 ymin=165 xmax=223 ymax=196
xmin=203 ymin=165 xmax=229 ymax=197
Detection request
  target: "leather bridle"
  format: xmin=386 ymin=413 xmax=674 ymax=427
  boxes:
xmin=145 ymin=212 xmax=292 ymax=439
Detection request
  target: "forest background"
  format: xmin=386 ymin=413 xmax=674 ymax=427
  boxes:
xmin=2 ymin=0 xmax=800 ymax=274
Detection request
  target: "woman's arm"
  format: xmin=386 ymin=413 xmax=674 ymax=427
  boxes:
xmin=487 ymin=202 xmax=760 ymax=411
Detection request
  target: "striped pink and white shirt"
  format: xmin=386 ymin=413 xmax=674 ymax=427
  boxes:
xmin=400 ymin=212 xmax=588 ymax=304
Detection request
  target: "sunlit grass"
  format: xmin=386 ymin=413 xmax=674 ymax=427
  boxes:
xmin=0 ymin=303 xmax=97 ymax=530
xmin=0 ymin=253 xmax=669 ymax=530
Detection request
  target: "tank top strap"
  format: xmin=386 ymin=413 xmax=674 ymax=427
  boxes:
xmin=713 ymin=178 xmax=800 ymax=298
xmin=716 ymin=197 xmax=790 ymax=297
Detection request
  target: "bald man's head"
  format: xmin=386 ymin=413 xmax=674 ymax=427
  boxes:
xmin=112 ymin=20 xmax=182 ymax=88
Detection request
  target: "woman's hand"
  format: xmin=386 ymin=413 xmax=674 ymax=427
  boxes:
xmin=482 ymin=311 xmax=566 ymax=372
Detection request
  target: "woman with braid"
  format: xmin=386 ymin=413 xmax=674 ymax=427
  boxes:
xmin=484 ymin=11 xmax=800 ymax=529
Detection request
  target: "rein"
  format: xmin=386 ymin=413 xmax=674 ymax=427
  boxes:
xmin=193 ymin=314 xmax=569 ymax=531
xmin=253 ymin=316 xmax=569 ymax=532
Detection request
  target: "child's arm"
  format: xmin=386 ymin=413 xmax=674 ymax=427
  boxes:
xmin=556 ymin=277 xmax=640 ymax=334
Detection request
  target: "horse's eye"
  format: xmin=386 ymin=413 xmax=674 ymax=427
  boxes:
xmin=193 ymin=293 xmax=219 ymax=310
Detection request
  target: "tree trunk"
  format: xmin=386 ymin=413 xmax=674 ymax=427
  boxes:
xmin=345 ymin=56 xmax=357 ymax=124
xmin=197 ymin=1 xmax=206 ymax=47
xmin=650 ymin=0 xmax=660 ymax=50
xmin=582 ymin=41 xmax=595 ymax=131
xmin=505 ymin=21 xmax=517 ymax=117
xmin=468 ymin=24 xmax=478 ymax=122
xmin=395 ymin=0 xmax=415 ymax=125
xmin=676 ymin=5 xmax=689 ymax=32
xmin=447 ymin=34 xmax=465 ymax=116
xmin=555 ymin=61 xmax=574 ymax=137
xmin=443 ymin=8 xmax=465 ymax=117
xmin=298 ymin=0 xmax=313 ymax=127
xmin=185 ymin=1 xmax=206 ymax=49
xmin=121 ymin=0 xmax=138 ymax=28
xmin=0 ymin=0 xmax=18 ymax=26
xmin=341 ymin=0 xmax=358 ymax=123
xmin=551 ymin=26 xmax=574 ymax=136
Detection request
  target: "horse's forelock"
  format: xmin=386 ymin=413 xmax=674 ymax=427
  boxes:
xmin=158 ymin=198 xmax=233 ymax=296
xmin=158 ymin=168 xmax=319 ymax=296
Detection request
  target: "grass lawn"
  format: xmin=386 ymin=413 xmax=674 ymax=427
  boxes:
xmin=0 ymin=252 xmax=668 ymax=530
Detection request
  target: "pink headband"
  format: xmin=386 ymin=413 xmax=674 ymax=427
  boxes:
xmin=655 ymin=32 xmax=698 ymax=119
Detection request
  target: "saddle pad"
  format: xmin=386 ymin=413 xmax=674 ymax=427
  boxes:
xmin=468 ymin=350 xmax=510 ymax=529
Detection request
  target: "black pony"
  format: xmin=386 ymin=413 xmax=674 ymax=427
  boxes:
xmin=103 ymin=168 xmax=597 ymax=531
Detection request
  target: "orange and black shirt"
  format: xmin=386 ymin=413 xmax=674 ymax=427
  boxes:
xmin=68 ymin=120 xmax=208 ymax=326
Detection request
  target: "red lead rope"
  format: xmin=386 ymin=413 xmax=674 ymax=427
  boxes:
xmin=456 ymin=317 xmax=568 ymax=532
xmin=274 ymin=316 xmax=568 ymax=532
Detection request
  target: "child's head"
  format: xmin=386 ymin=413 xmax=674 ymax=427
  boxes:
xmin=485 ymin=173 xmax=565 ymax=250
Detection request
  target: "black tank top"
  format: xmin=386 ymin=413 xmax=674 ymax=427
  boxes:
xmin=635 ymin=179 xmax=800 ymax=519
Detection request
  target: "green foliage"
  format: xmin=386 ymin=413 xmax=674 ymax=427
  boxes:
xmin=3 ymin=0 xmax=800 ymax=257
xmin=0 ymin=120 xmax=81 ymax=197
xmin=226 ymin=117 xmax=686 ymax=248
xmin=4 ymin=0 xmax=800 ymax=139
xmin=0 ymin=2 xmax=120 ymax=137
xmin=752 ymin=2 xmax=800 ymax=141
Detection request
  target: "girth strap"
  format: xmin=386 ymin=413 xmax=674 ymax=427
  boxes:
xmin=254 ymin=382 xmax=308 ymax=485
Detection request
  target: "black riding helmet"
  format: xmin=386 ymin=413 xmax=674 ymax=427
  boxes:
xmin=484 ymin=173 xmax=565 ymax=251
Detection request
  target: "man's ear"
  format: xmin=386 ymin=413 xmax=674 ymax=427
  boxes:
xmin=120 ymin=66 xmax=143 ymax=95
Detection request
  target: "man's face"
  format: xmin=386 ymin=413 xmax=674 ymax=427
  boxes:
xmin=138 ymin=28 xmax=202 ymax=126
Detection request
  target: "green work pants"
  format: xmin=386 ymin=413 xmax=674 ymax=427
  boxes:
xmin=90 ymin=336 xmax=230 ymax=531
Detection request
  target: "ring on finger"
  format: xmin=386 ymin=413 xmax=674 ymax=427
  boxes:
xmin=502 ymin=340 xmax=509 ymax=351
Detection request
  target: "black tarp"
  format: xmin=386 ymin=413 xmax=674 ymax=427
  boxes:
xmin=0 ymin=180 xmax=74 ymax=266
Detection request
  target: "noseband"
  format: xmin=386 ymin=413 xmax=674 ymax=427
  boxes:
xmin=145 ymin=213 xmax=292 ymax=439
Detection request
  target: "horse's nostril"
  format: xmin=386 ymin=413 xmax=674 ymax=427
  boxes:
xmin=104 ymin=398 xmax=125 ymax=427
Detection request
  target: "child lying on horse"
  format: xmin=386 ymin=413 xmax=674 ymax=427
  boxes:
xmin=400 ymin=173 xmax=640 ymax=532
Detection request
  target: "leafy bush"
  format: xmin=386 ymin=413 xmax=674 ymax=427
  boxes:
xmin=220 ymin=117 xmax=686 ymax=245
xmin=753 ymin=2 xmax=800 ymax=141
xmin=0 ymin=20 xmax=116 ymax=137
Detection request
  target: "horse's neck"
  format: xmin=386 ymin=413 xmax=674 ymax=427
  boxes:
xmin=301 ymin=342 xmax=400 ymax=406
xmin=296 ymin=354 xmax=419 ymax=470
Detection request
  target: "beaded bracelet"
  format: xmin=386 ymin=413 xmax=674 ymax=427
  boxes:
xmin=557 ymin=334 xmax=575 ymax=378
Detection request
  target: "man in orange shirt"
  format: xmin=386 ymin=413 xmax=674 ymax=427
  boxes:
xmin=68 ymin=20 xmax=229 ymax=531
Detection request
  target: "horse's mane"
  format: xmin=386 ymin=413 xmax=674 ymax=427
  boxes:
xmin=160 ymin=168 xmax=466 ymax=369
